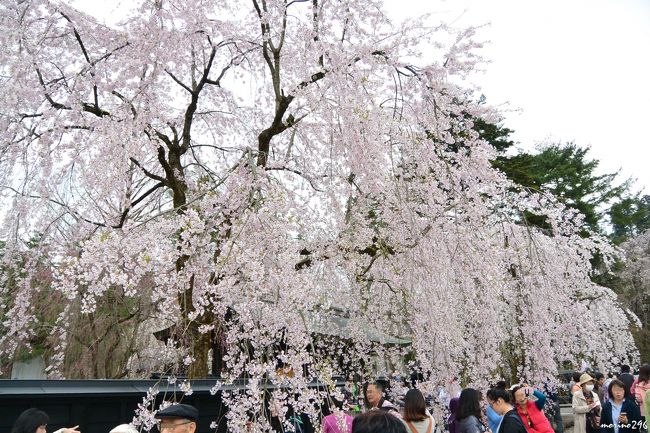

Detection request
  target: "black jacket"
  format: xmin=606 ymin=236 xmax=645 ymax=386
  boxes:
xmin=458 ymin=415 xmax=486 ymax=433
xmin=497 ymin=409 xmax=528 ymax=433
xmin=599 ymin=399 xmax=642 ymax=433
xmin=619 ymin=373 xmax=635 ymax=396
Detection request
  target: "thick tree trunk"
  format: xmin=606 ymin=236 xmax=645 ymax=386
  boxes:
xmin=162 ymin=146 xmax=216 ymax=379
xmin=188 ymin=327 xmax=212 ymax=378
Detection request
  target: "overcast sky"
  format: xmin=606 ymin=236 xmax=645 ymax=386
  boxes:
xmin=70 ymin=0 xmax=650 ymax=193
xmin=383 ymin=0 xmax=650 ymax=193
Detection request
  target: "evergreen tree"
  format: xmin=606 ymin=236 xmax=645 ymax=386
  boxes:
xmin=609 ymin=195 xmax=650 ymax=244
xmin=494 ymin=143 xmax=629 ymax=233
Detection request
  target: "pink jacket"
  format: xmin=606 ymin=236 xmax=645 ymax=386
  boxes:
xmin=322 ymin=413 xmax=353 ymax=433
xmin=633 ymin=379 xmax=650 ymax=416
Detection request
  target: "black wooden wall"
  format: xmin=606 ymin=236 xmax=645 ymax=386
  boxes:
xmin=0 ymin=380 xmax=228 ymax=433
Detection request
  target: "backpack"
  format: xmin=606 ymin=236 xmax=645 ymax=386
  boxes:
xmin=586 ymin=408 xmax=601 ymax=430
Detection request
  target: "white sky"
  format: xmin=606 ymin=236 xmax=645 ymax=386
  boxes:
xmin=70 ymin=0 xmax=650 ymax=192
xmin=383 ymin=0 xmax=650 ymax=193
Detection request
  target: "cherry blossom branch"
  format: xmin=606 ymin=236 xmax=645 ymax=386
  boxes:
xmin=286 ymin=0 xmax=310 ymax=7
xmin=0 ymin=185 xmax=107 ymax=227
xmin=265 ymin=166 xmax=324 ymax=192
xmin=131 ymin=151 xmax=249 ymax=229
xmin=111 ymin=90 xmax=137 ymax=119
xmin=59 ymin=11 xmax=101 ymax=110
xmin=115 ymin=182 xmax=165 ymax=229
xmin=34 ymin=67 xmax=110 ymax=117
xmin=256 ymin=50 xmax=386 ymax=167
xmin=129 ymin=157 xmax=168 ymax=185
xmin=181 ymin=46 xmax=217 ymax=152
xmin=205 ymin=46 xmax=257 ymax=87
xmin=165 ymin=69 xmax=193 ymax=94
xmin=252 ymin=0 xmax=276 ymax=75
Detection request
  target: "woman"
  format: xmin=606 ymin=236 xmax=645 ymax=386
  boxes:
xmin=599 ymin=379 xmax=642 ymax=433
xmin=572 ymin=373 xmax=584 ymax=394
xmin=632 ymin=364 xmax=650 ymax=428
xmin=11 ymin=409 xmax=80 ymax=433
xmin=322 ymin=397 xmax=353 ymax=433
xmin=456 ymin=388 xmax=486 ymax=433
xmin=448 ymin=397 xmax=460 ymax=433
xmin=511 ymin=384 xmax=554 ymax=433
xmin=573 ymin=373 xmax=601 ymax=433
xmin=401 ymin=389 xmax=435 ymax=433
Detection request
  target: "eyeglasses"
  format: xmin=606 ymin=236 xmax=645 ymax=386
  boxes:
xmin=157 ymin=421 xmax=194 ymax=432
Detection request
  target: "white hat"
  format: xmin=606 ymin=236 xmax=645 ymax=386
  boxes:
xmin=579 ymin=373 xmax=595 ymax=386
xmin=109 ymin=424 xmax=139 ymax=433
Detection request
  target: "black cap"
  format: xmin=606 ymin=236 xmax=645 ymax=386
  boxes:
xmin=155 ymin=404 xmax=199 ymax=421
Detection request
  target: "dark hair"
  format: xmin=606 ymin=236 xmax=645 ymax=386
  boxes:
xmin=487 ymin=388 xmax=511 ymax=404
xmin=595 ymin=372 xmax=604 ymax=380
xmin=331 ymin=397 xmax=345 ymax=410
xmin=403 ymin=388 xmax=427 ymax=422
xmin=457 ymin=388 xmax=482 ymax=421
xmin=572 ymin=372 xmax=581 ymax=382
xmin=11 ymin=408 xmax=50 ymax=433
xmin=494 ymin=381 xmax=508 ymax=390
xmin=352 ymin=411 xmax=408 ymax=433
xmin=607 ymin=379 xmax=627 ymax=399
xmin=510 ymin=385 xmax=524 ymax=401
xmin=449 ymin=396 xmax=460 ymax=412
xmin=367 ymin=381 xmax=385 ymax=393
xmin=365 ymin=381 xmax=386 ymax=409
xmin=322 ymin=394 xmax=345 ymax=416
xmin=638 ymin=364 xmax=650 ymax=383
xmin=607 ymin=372 xmax=613 ymax=379
xmin=620 ymin=365 xmax=630 ymax=373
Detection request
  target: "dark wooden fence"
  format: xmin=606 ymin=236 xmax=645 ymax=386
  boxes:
xmin=0 ymin=380 xmax=229 ymax=433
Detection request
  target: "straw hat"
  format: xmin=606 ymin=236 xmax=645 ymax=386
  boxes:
xmin=579 ymin=373 xmax=595 ymax=386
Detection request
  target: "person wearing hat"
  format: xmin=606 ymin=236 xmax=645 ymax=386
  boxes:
xmin=155 ymin=404 xmax=198 ymax=433
xmin=572 ymin=373 xmax=601 ymax=433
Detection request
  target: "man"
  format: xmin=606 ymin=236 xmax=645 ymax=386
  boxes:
xmin=366 ymin=381 xmax=400 ymax=416
xmin=352 ymin=411 xmax=407 ymax=433
xmin=486 ymin=381 xmax=508 ymax=433
xmin=486 ymin=387 xmax=527 ymax=433
xmin=155 ymin=404 xmax=198 ymax=433
xmin=619 ymin=365 xmax=635 ymax=396
xmin=594 ymin=372 xmax=606 ymax=403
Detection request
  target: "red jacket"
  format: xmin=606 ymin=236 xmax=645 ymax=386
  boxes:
xmin=515 ymin=401 xmax=554 ymax=433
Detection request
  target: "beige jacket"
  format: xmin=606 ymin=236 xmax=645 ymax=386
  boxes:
xmin=572 ymin=390 xmax=600 ymax=433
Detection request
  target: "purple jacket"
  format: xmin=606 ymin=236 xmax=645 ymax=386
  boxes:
xmin=448 ymin=397 xmax=460 ymax=433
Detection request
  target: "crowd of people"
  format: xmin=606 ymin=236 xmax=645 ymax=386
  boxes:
xmin=567 ymin=365 xmax=650 ymax=433
xmin=10 ymin=364 xmax=650 ymax=433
